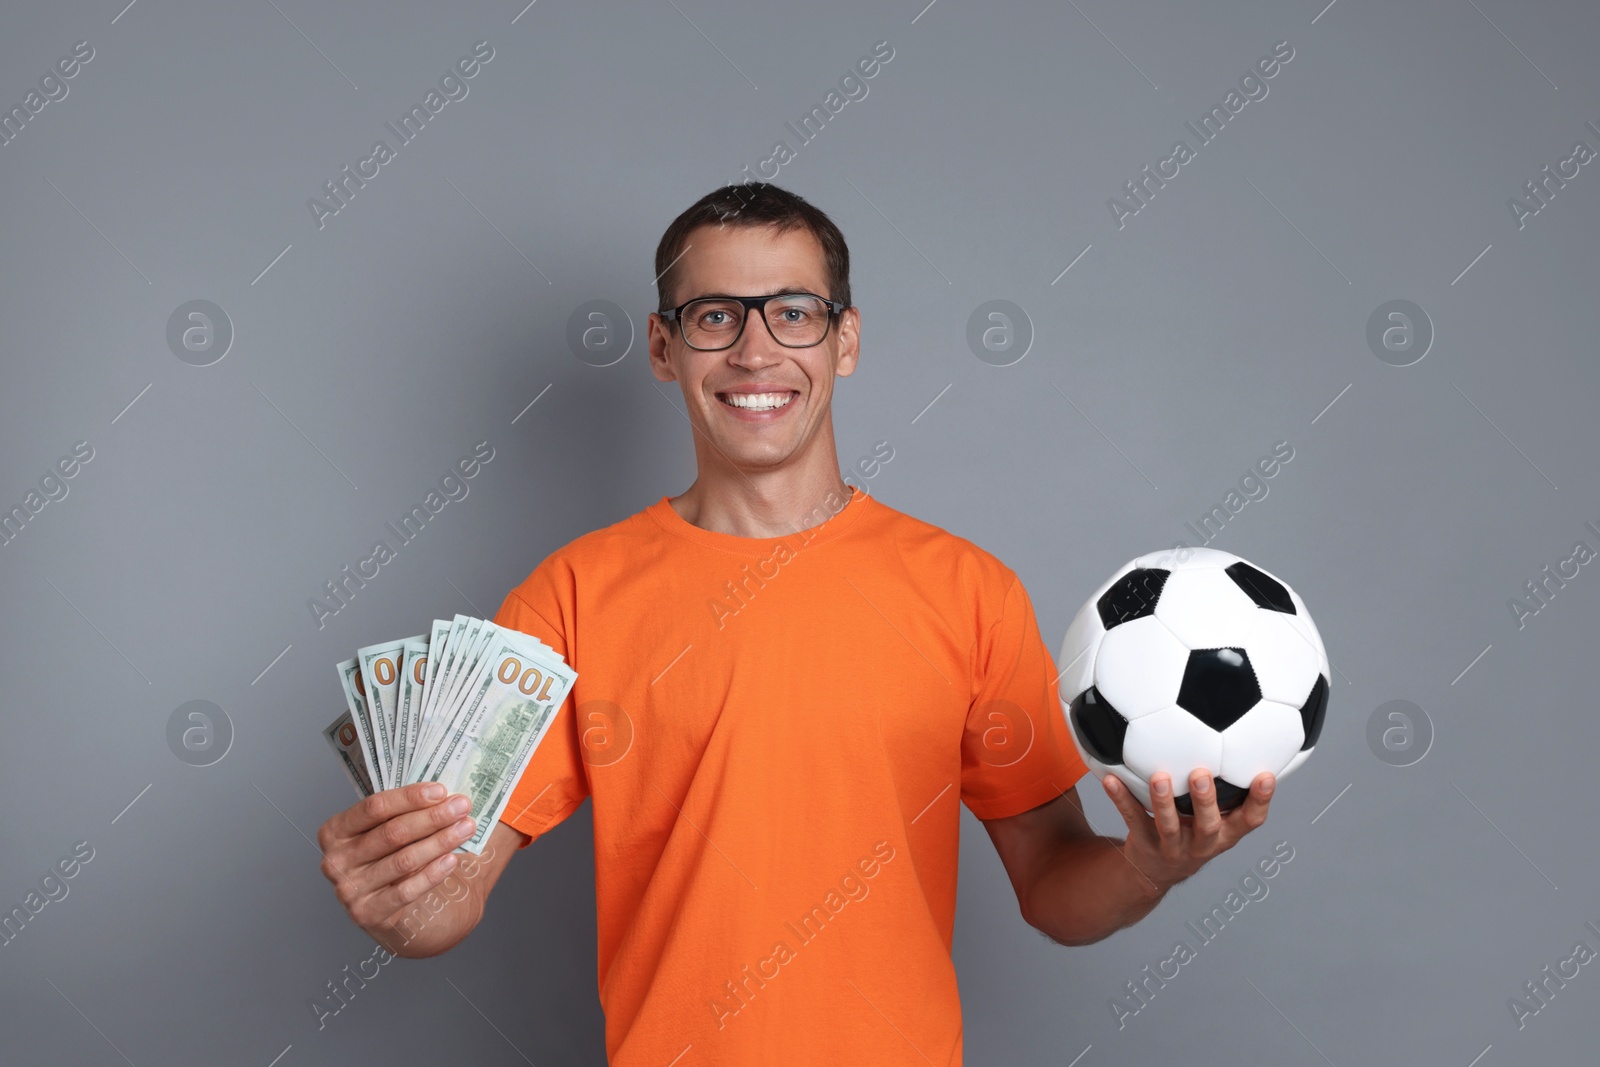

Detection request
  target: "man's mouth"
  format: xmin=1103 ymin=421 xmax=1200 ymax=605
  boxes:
xmin=716 ymin=390 xmax=798 ymax=412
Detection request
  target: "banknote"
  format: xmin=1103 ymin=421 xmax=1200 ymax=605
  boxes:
xmin=324 ymin=710 xmax=374 ymax=797
xmin=357 ymin=636 xmax=423 ymax=789
xmin=336 ymin=657 xmax=387 ymax=790
xmin=407 ymin=618 xmax=453 ymax=778
xmin=328 ymin=615 xmax=575 ymax=852
xmin=413 ymin=616 xmax=478 ymax=767
xmin=396 ymin=637 xmax=429 ymax=784
xmin=418 ymin=629 xmax=575 ymax=853
xmin=412 ymin=621 xmax=496 ymax=779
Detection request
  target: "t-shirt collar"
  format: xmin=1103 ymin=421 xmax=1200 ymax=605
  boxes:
xmin=645 ymin=485 xmax=870 ymax=554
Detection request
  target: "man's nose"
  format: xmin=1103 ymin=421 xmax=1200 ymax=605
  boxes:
xmin=728 ymin=316 xmax=785 ymax=366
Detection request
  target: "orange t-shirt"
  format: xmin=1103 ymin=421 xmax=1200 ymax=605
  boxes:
xmin=493 ymin=486 xmax=1088 ymax=1065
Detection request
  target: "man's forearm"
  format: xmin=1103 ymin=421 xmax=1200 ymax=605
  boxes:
xmin=1021 ymin=833 xmax=1171 ymax=946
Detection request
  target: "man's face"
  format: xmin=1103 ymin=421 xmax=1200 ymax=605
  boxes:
xmin=648 ymin=223 xmax=859 ymax=474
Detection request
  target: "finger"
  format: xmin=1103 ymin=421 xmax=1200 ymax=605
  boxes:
xmin=1147 ymin=772 xmax=1183 ymax=842
xmin=356 ymin=845 xmax=467 ymax=929
xmin=356 ymin=813 xmax=478 ymax=895
xmin=325 ymin=782 xmax=448 ymax=843
xmin=1188 ymin=769 xmax=1224 ymax=840
xmin=348 ymin=793 xmax=474 ymax=867
xmin=1225 ymin=772 xmax=1274 ymax=837
xmin=1102 ymin=773 xmax=1156 ymax=841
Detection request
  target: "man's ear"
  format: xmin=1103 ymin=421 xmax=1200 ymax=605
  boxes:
xmin=834 ymin=306 xmax=861 ymax=378
xmin=647 ymin=313 xmax=677 ymax=383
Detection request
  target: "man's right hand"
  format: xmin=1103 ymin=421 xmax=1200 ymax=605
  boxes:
xmin=316 ymin=782 xmax=482 ymax=955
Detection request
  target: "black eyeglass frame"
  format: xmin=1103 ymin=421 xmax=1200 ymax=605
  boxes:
xmin=657 ymin=292 xmax=849 ymax=351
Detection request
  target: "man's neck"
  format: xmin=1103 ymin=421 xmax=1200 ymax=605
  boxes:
xmin=668 ymin=458 xmax=854 ymax=540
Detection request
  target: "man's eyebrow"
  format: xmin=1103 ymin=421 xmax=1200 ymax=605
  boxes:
xmin=682 ymin=285 xmax=823 ymax=301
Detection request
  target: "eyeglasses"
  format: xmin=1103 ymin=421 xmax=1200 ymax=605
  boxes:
xmin=659 ymin=292 xmax=847 ymax=351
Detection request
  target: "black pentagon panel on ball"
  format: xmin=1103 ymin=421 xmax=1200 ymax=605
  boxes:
xmin=1298 ymin=674 xmax=1329 ymax=750
xmin=1174 ymin=778 xmax=1250 ymax=815
xmin=1176 ymin=647 xmax=1262 ymax=731
xmin=1225 ymin=561 xmax=1295 ymax=614
xmin=1068 ymin=686 xmax=1129 ymax=765
xmin=1096 ymin=568 xmax=1170 ymax=630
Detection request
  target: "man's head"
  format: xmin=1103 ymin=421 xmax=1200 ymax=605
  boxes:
xmin=653 ymin=183 xmax=852 ymax=313
xmin=648 ymin=184 xmax=860 ymax=478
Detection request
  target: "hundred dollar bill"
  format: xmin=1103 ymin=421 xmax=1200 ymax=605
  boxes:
xmin=408 ymin=619 xmax=453 ymax=777
xmin=414 ymin=618 xmax=496 ymax=778
xmin=440 ymin=620 xmax=496 ymax=714
xmin=409 ymin=621 xmax=561 ymax=786
xmin=328 ymin=616 xmax=573 ymax=809
xmin=324 ymin=709 xmax=374 ymax=798
xmin=396 ymin=637 xmax=430 ymax=784
xmin=419 ymin=631 xmax=576 ymax=853
xmin=413 ymin=615 xmax=477 ymax=765
xmin=336 ymin=657 xmax=387 ymax=790
xmin=410 ymin=624 xmax=464 ymax=781
xmin=358 ymin=636 xmax=423 ymax=785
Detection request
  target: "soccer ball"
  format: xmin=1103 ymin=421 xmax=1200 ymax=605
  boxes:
xmin=1058 ymin=547 xmax=1330 ymax=814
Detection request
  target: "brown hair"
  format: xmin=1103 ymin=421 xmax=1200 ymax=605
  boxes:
xmin=653 ymin=182 xmax=852 ymax=314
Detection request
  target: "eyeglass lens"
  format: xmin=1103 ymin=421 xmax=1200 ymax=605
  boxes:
xmin=680 ymin=295 xmax=831 ymax=349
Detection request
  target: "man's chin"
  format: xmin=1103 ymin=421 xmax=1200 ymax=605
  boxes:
xmin=709 ymin=437 xmax=802 ymax=473
xmin=723 ymin=449 xmax=795 ymax=472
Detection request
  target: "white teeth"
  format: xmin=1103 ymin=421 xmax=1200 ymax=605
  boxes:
xmin=720 ymin=391 xmax=794 ymax=411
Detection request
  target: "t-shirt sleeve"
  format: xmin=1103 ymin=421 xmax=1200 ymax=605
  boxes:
xmin=493 ymin=563 xmax=590 ymax=847
xmin=960 ymin=572 xmax=1091 ymax=821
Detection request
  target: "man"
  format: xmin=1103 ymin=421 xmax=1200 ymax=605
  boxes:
xmin=316 ymin=182 xmax=1276 ymax=1064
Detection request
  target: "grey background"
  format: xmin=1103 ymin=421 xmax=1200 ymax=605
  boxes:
xmin=1 ymin=0 xmax=1596 ymax=1063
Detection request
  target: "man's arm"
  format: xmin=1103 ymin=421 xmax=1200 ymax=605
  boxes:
xmin=317 ymin=783 xmax=530 ymax=958
xmin=980 ymin=769 xmax=1274 ymax=947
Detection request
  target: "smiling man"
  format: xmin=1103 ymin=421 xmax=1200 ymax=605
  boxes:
xmin=316 ymin=182 xmax=1276 ymax=1065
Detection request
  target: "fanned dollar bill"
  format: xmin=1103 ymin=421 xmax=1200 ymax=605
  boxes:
xmin=327 ymin=615 xmax=575 ymax=853
xmin=336 ymin=657 xmax=386 ymax=790
xmin=396 ymin=637 xmax=430 ymax=784
xmin=357 ymin=636 xmax=423 ymax=788
xmin=324 ymin=710 xmax=374 ymax=797
xmin=418 ymin=629 xmax=575 ymax=853
xmin=412 ymin=615 xmax=478 ymax=768
xmin=406 ymin=618 xmax=452 ymax=778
